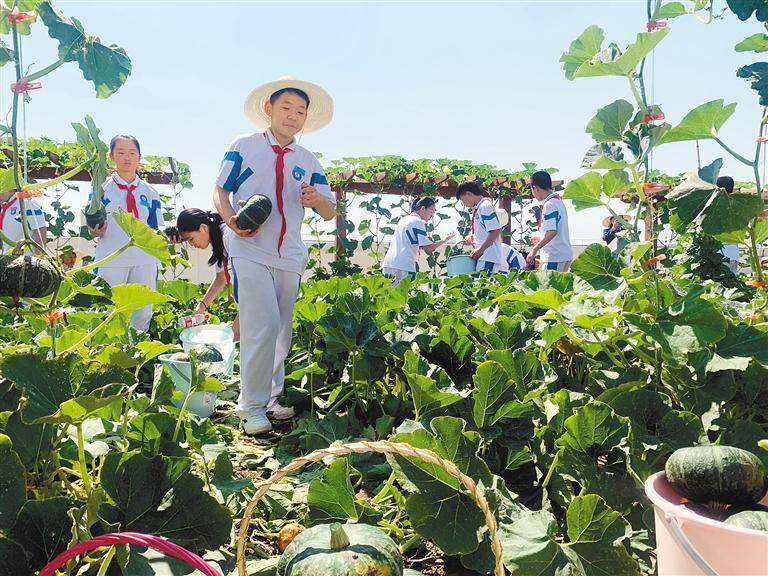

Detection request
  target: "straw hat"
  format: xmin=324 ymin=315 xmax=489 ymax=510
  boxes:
xmin=244 ymin=77 xmax=334 ymax=134
xmin=602 ymin=214 xmax=632 ymax=227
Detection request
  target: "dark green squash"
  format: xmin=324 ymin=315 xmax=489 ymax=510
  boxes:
xmin=0 ymin=254 xmax=62 ymax=298
xmin=236 ymin=194 xmax=272 ymax=232
xmin=665 ymin=445 xmax=767 ymax=506
xmin=168 ymin=352 xmax=190 ymax=362
xmin=724 ymin=510 xmax=768 ymax=531
xmin=190 ymin=344 xmax=223 ymax=363
xmin=277 ymin=522 xmax=403 ymax=576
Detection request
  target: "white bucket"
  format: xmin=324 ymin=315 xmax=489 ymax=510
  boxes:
xmin=158 ymin=354 xmax=220 ymax=418
xmin=644 ymin=471 xmax=768 ymax=575
xmin=446 ymin=255 xmax=476 ymax=277
xmin=179 ymin=323 xmax=235 ymax=376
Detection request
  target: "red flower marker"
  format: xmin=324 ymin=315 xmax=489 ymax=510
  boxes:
xmin=644 ymin=254 xmax=667 ymax=267
xmin=10 ymin=77 xmax=42 ymax=93
xmin=646 ymin=20 xmax=667 ymax=30
xmin=16 ymin=189 xmax=44 ymax=199
xmin=44 ymin=309 xmax=64 ymax=327
xmin=757 ymin=210 xmax=768 ymax=220
xmin=745 ymin=280 xmax=768 ymax=288
xmin=643 ymin=111 xmax=666 ymax=123
xmin=757 ymin=136 xmax=768 ymax=143
xmin=7 ymin=7 xmax=37 ymax=24
xmin=642 ymin=182 xmax=667 ymax=191
xmin=739 ymin=310 xmax=761 ymax=321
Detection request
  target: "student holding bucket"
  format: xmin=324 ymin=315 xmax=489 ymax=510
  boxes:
xmin=382 ymin=197 xmax=455 ymax=285
xmin=456 ymin=181 xmax=506 ymax=272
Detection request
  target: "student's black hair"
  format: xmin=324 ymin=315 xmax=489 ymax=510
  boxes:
xmin=456 ymin=181 xmax=484 ymax=200
xmin=109 ymin=134 xmax=141 ymax=154
xmin=716 ymin=175 xmax=735 ymax=194
xmin=530 ymin=170 xmax=552 ymax=191
xmin=412 ymin=197 xmax=436 ymax=212
xmin=176 ymin=208 xmax=226 ymax=268
xmin=269 ymin=87 xmax=311 ymax=108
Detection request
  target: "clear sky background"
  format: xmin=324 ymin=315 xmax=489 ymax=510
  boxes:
xmin=2 ymin=0 xmax=765 ymax=244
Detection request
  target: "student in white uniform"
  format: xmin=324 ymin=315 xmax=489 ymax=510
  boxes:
xmin=527 ymin=171 xmax=572 ymax=271
xmin=86 ymin=135 xmax=163 ymax=331
xmin=456 ymin=181 xmax=506 ymax=272
xmin=213 ymin=78 xmax=336 ymax=435
xmin=381 ymin=197 xmax=455 ymax=285
xmin=501 ymin=243 xmax=527 ymax=273
xmin=0 ymin=189 xmax=46 ymax=251
xmin=172 ymin=208 xmax=240 ymax=342
xmin=716 ymin=176 xmax=740 ymax=274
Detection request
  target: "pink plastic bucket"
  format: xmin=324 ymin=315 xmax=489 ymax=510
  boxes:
xmin=644 ymin=471 xmax=768 ymax=575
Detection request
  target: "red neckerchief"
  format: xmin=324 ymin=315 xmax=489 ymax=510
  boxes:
xmin=0 ymin=196 xmax=17 ymax=230
xmin=113 ymin=175 xmax=139 ymax=217
xmin=538 ymin=193 xmax=561 ymax=231
xmin=266 ymin=132 xmax=292 ymax=255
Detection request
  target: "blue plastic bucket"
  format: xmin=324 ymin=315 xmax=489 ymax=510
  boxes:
xmin=447 ymin=255 xmax=476 ymax=277
xmin=179 ymin=323 xmax=236 ymax=376
xmin=158 ymin=354 xmax=220 ymax=418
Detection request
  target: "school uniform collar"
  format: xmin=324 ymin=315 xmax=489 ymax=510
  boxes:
xmin=541 ymin=192 xmax=560 ymax=204
xmin=264 ymin=129 xmax=297 ymax=151
xmin=112 ymin=173 xmax=140 ymax=187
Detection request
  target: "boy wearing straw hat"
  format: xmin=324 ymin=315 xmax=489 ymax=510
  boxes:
xmin=213 ymin=78 xmax=336 ymax=435
xmin=602 ymin=214 xmax=631 ymax=245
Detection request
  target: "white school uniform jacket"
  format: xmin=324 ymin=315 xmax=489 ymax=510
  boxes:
xmin=0 ymin=196 xmax=45 ymax=251
xmin=538 ymin=193 xmax=572 ymax=263
xmin=214 ymin=223 xmax=233 ymax=275
xmin=472 ymin=198 xmax=503 ymax=265
xmin=382 ymin=213 xmax=431 ymax=273
xmin=216 ymin=131 xmax=335 ymax=275
xmin=501 ymin=244 xmax=527 ymax=271
xmin=93 ymin=175 xmax=163 ymax=268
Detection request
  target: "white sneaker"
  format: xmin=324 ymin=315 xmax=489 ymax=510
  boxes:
xmin=266 ymin=402 xmax=295 ymax=421
xmin=241 ymin=414 xmax=272 ymax=435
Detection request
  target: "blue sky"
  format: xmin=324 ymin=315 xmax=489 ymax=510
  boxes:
xmin=3 ymin=0 xmax=765 ymax=243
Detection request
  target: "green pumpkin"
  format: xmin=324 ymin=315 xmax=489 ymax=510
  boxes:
xmin=168 ymin=352 xmax=190 ymax=362
xmin=0 ymin=254 xmax=62 ymax=298
xmin=277 ymin=522 xmax=403 ymax=576
xmin=190 ymin=344 xmax=223 ymax=363
xmin=665 ymin=445 xmax=767 ymax=506
xmin=724 ymin=510 xmax=768 ymax=531
xmin=236 ymin=194 xmax=272 ymax=232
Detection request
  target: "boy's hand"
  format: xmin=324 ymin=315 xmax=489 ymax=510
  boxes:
xmin=300 ymin=183 xmax=322 ymax=208
xmin=88 ymin=222 xmax=106 ymax=238
xmin=470 ymin=248 xmax=484 ymax=260
xmin=526 ymin=249 xmax=538 ymax=267
xmin=227 ymin=215 xmax=261 ymax=238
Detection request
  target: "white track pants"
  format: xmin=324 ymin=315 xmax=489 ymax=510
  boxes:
xmin=97 ymin=265 xmax=157 ymax=331
xmin=232 ymin=257 xmax=300 ymax=418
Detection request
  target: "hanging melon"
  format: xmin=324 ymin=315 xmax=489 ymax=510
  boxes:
xmin=277 ymin=522 xmax=403 ymax=576
xmin=236 ymin=194 xmax=272 ymax=232
xmin=0 ymin=254 xmax=62 ymax=298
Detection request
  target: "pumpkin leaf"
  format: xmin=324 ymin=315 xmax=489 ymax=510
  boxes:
xmin=0 ymin=434 xmax=26 ymax=531
xmin=571 ymin=29 xmax=671 ymax=79
xmin=0 ymin=536 xmax=28 ymax=576
xmin=658 ymin=100 xmax=737 ymax=144
xmin=586 ymin=100 xmax=635 ymax=143
xmin=98 ymin=451 xmax=231 ymax=552
xmin=112 ymin=211 xmax=172 ymax=265
xmin=735 ymin=33 xmax=768 ymax=52
xmin=402 ymin=350 xmax=467 ymax=421
xmin=727 ymin=0 xmax=768 ymax=22
xmin=570 ymin=243 xmax=623 ymax=291
xmin=736 ymin=62 xmax=768 ymax=106
xmin=471 ymin=361 xmax=517 ymax=429
xmin=306 ymin=457 xmax=380 ymax=525
xmin=561 ymin=25 xmax=605 ymax=80
xmin=655 ymin=2 xmax=687 ymax=18
xmin=38 ymin=1 xmax=131 ymax=98
xmin=9 ymin=497 xmax=74 ymax=572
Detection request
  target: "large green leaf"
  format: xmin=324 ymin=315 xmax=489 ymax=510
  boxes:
xmin=558 ymin=402 xmax=630 ymax=455
xmin=9 ymin=497 xmax=74 ymax=571
xmin=582 ymin=143 xmax=628 ymax=170
xmin=497 ymin=289 xmax=565 ymax=311
xmin=0 ymin=536 xmax=28 ymax=576
xmin=472 ymin=361 xmax=516 ymax=429
xmin=736 ymin=62 xmax=768 ymax=106
xmin=565 ymin=495 xmax=642 ymax=576
xmin=0 ymin=353 xmax=133 ymax=424
xmin=388 ymin=417 xmax=493 ymax=555
xmin=112 ymin=211 xmax=171 ymax=265
xmin=561 ymin=25 xmax=605 ymax=80
xmin=0 ymin=435 xmax=25 ymax=531
xmin=570 ymin=243 xmax=622 ymax=290
xmin=735 ymin=33 xmax=768 ymax=52
xmin=403 ymin=350 xmax=466 ymax=421
xmin=714 ymin=324 xmax=768 ymax=368
xmin=38 ymin=1 xmax=131 ymax=98
xmin=655 ymin=2 xmax=687 ymax=18
xmin=564 ymin=172 xmax=604 ymax=209
xmin=572 ymin=29 xmax=671 ymax=78
xmin=306 ymin=457 xmax=380 ymax=525
xmin=727 ymin=0 xmax=768 ymax=22
xmin=99 ymin=451 xmax=231 ymax=552
xmin=0 ymin=412 xmax=53 ymax=469
xmin=586 ymin=100 xmax=635 ymax=143
xmin=111 ymin=283 xmax=173 ymax=316
xmin=658 ymin=100 xmax=737 ymax=144
xmin=666 ymin=173 xmax=764 ymax=235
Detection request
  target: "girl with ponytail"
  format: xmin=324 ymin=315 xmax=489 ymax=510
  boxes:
xmin=171 ymin=208 xmax=240 ymax=340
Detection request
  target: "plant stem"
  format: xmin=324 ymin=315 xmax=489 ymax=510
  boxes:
xmin=627 ymin=75 xmax=649 ymax=116
xmin=96 ymin=545 xmax=116 ymax=576
xmin=25 ymin=58 xmax=67 ymax=82
xmin=22 ymin=154 xmax=96 ymax=191
xmin=73 ymin=242 xmax=132 ymax=275
xmin=76 ymin=423 xmax=92 ymax=495
xmin=59 ymin=309 xmax=119 ymax=354
xmin=713 ymin=136 xmax=754 ymax=167
xmin=542 ymin=450 xmax=560 ymax=488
